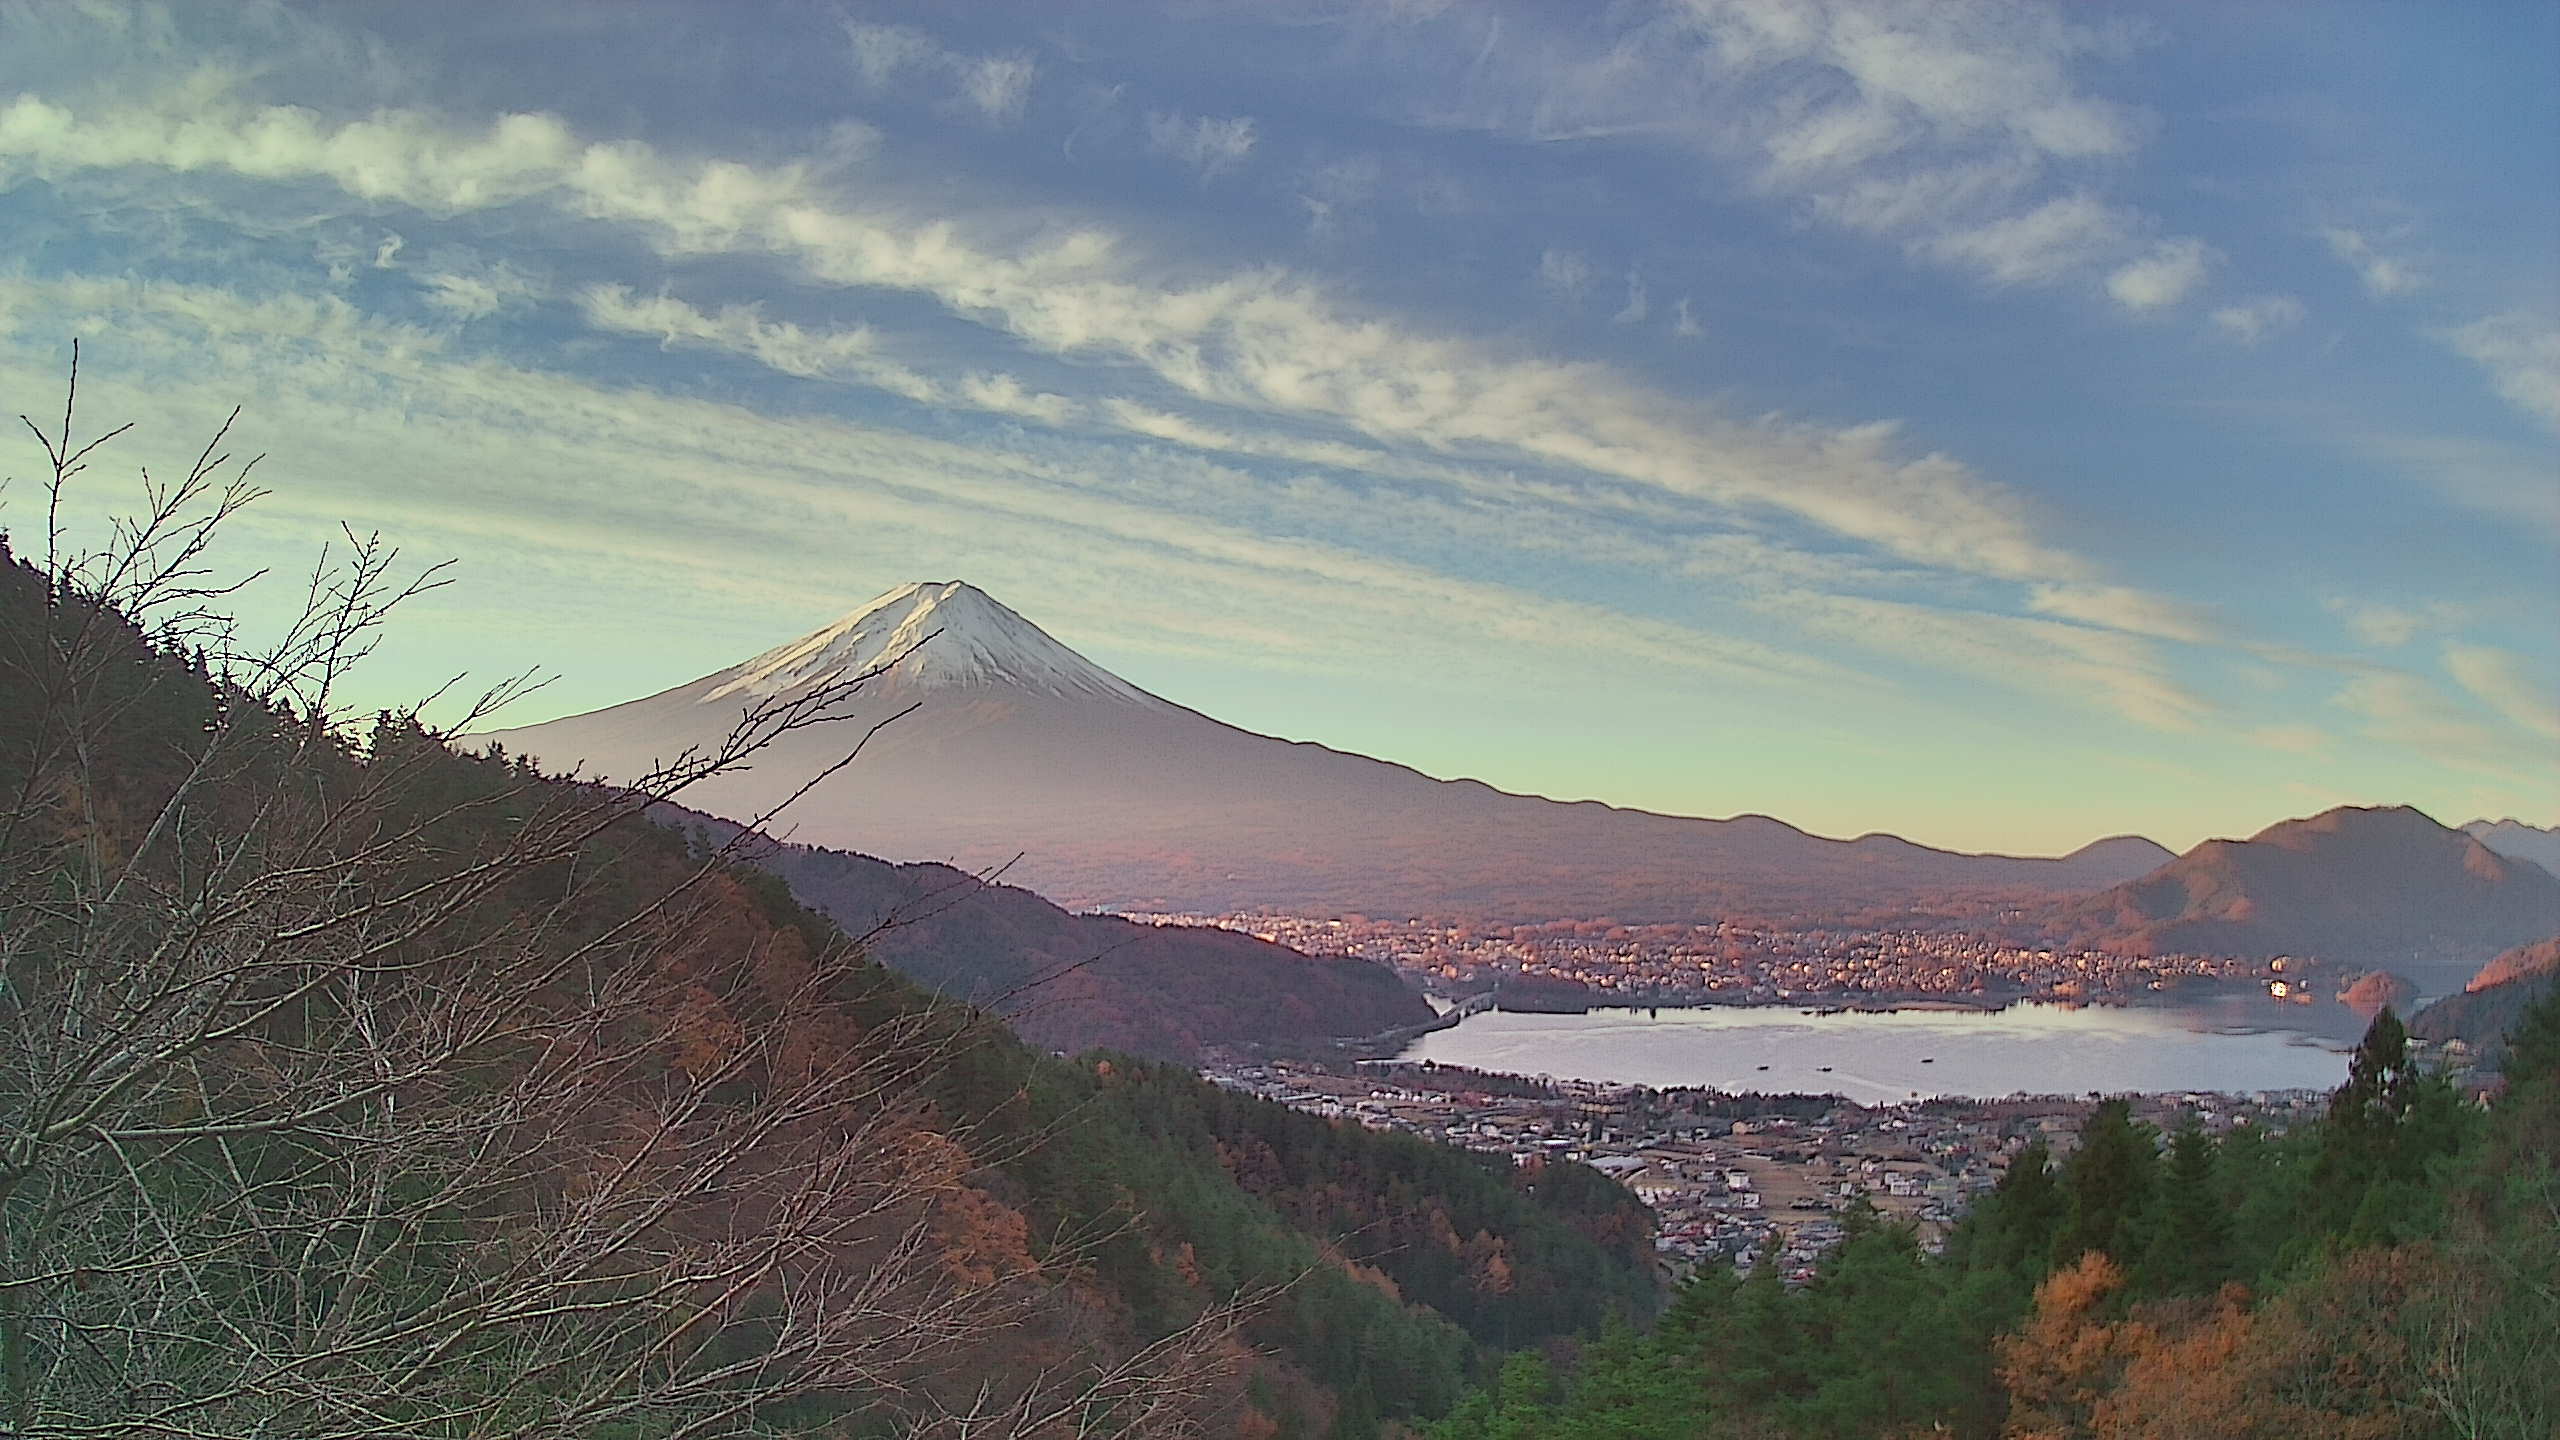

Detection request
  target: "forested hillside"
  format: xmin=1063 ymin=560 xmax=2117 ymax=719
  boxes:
xmin=1432 ymin=1003 xmax=2559 ymax=1439
xmin=2412 ymin=936 xmax=2560 ymax=1074
xmin=0 ymin=459 xmax=1651 ymax=1440
xmin=648 ymin=813 xmax=1438 ymax=1062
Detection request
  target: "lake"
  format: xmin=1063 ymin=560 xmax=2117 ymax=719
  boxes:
xmin=1397 ymin=1001 xmax=2354 ymax=1103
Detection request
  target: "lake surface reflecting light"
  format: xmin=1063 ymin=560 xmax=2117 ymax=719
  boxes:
xmin=1397 ymin=1002 xmax=2352 ymax=1102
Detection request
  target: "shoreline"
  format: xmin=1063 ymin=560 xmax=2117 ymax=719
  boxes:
xmin=1416 ymin=978 xmax=2370 ymax=1039
xmin=1438 ymin=989 xmax=2213 ymax=1021
xmin=1389 ymin=997 xmax=2355 ymax=1102
xmin=1437 ymin=995 xmax=2349 ymax=1044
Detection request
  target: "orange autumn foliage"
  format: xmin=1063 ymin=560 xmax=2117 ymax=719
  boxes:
xmin=2000 ymin=1247 xmax=2440 ymax=1439
xmin=935 ymin=1184 xmax=1038 ymax=1289
xmin=1998 ymin=1252 xmax=2148 ymax=1439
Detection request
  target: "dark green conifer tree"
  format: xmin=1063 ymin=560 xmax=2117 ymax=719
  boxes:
xmin=2327 ymin=1006 xmax=2418 ymax=1138
xmin=1718 ymin=1229 xmax=1801 ymax=1413
xmin=1794 ymin=1209 xmax=1971 ymax=1439
xmin=2053 ymin=1098 xmax=2155 ymax=1267
xmin=1975 ymin=1138 xmax=2064 ymax=1277
xmin=2507 ymin=984 xmax=2560 ymax=1083
xmin=2138 ymin=1117 xmax=2230 ymax=1297
xmin=2310 ymin=1005 xmax=2477 ymax=1249
xmin=1652 ymin=1260 xmax=1734 ymax=1351
xmin=1426 ymin=1351 xmax=1559 ymax=1440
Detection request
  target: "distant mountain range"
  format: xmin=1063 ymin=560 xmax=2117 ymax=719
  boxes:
xmin=2463 ymin=818 xmax=2560 ymax=876
xmin=2044 ymin=806 xmax=2560 ymax=992
xmin=484 ymin=582 xmax=2172 ymax=922
xmin=659 ymin=807 xmax=1431 ymax=1062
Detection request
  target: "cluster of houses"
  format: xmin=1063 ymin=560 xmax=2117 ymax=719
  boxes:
xmin=1202 ymin=1054 xmax=2331 ymax=1278
xmin=1136 ymin=909 xmax=2280 ymax=1006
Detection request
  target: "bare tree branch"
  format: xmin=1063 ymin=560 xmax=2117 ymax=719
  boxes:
xmin=0 ymin=354 xmax=1257 ymax=1439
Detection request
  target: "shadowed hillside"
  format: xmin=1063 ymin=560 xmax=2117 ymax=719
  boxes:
xmin=2412 ymin=937 xmax=2560 ymax=1071
xmin=650 ymin=806 xmax=1437 ymax=1061
xmin=2045 ymin=806 xmax=2560 ymax=991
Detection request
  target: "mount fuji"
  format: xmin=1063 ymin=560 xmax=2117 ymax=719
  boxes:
xmin=697 ymin=581 xmax=1162 ymax=708
xmin=481 ymin=581 xmax=2170 ymax=921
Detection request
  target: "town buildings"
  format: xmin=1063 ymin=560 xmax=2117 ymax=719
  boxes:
xmin=1200 ymin=1054 xmax=2328 ymax=1278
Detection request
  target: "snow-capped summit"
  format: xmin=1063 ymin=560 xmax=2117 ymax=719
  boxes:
xmin=483 ymin=584 xmax=2176 ymax=927
xmin=703 ymin=581 xmax=1163 ymax=707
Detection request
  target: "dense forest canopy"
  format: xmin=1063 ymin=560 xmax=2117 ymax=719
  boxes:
xmin=1428 ymin=999 xmax=2559 ymax=1439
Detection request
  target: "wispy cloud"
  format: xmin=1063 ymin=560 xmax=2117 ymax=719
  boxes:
xmin=0 ymin=88 xmax=2138 ymax=592
xmin=2335 ymin=671 xmax=2535 ymax=779
xmin=417 ymin=258 xmax=544 ymax=320
xmin=2321 ymin=227 xmax=2424 ymax=298
xmin=1537 ymin=246 xmax=1593 ymax=301
xmin=2445 ymin=644 xmax=2560 ymax=742
xmin=959 ymin=371 xmax=1079 ymax=425
xmin=844 ymin=22 xmax=937 ymax=89
xmin=579 ymin=285 xmax=1089 ymax=427
xmin=0 ymin=269 xmax=1829 ymax=705
xmin=1394 ymin=0 xmax=2206 ymax=304
xmin=5 ymin=263 xmax=2242 ymax=737
xmin=958 ymin=56 xmax=1037 ymax=126
xmin=2105 ymin=237 xmax=2212 ymax=313
xmin=3 ymin=0 xmax=2546 ymax=834
xmin=2443 ymin=312 xmax=2560 ymax=434
xmin=579 ymin=285 xmax=935 ymax=397
xmin=1146 ymin=110 xmax=1258 ymax=181
xmin=1920 ymin=193 xmax=2134 ymax=288
xmin=2246 ymin=723 xmax=2328 ymax=755
xmin=1611 ymin=269 xmax=1649 ymax=325
xmin=2325 ymin=597 xmax=2465 ymax=649
xmin=1794 ymin=594 xmax=2210 ymax=731
xmin=2210 ymin=294 xmax=2303 ymax=345
xmin=842 ymin=21 xmax=1035 ymax=126
xmin=1293 ymin=153 xmax=1381 ymax=241
xmin=2352 ymin=429 xmax=2560 ymax=538
xmin=2025 ymin=583 xmax=2216 ymax=644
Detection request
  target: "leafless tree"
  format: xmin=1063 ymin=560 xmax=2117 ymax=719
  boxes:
xmin=0 ymin=350 xmax=1252 ymax=1438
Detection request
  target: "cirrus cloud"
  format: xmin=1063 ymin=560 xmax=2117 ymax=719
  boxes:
xmin=0 ymin=86 xmax=2125 ymax=593
xmin=2446 ymin=644 xmax=2560 ymax=743
xmin=2210 ymin=294 xmax=2304 ymax=345
xmin=2444 ymin=312 xmax=2560 ymax=435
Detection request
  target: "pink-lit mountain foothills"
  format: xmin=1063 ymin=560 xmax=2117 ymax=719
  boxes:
xmin=484 ymin=582 xmax=2560 ymax=982
xmin=482 ymin=581 xmax=2178 ymax=921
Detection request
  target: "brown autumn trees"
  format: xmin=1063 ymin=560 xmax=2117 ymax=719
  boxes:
xmin=0 ymin=356 xmax=1248 ymax=1437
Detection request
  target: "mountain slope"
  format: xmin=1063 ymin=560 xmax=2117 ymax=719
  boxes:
xmin=2410 ymin=936 xmax=2560 ymax=1071
xmin=2047 ymin=806 xmax=2560 ymax=989
xmin=664 ymin=807 xmax=1434 ymax=1061
xmin=0 ymin=543 xmax=1653 ymax=1436
xmin=484 ymin=582 xmax=2168 ymax=922
xmin=2467 ymin=934 xmax=2560 ymax=992
xmin=2465 ymin=818 xmax=2560 ymax=877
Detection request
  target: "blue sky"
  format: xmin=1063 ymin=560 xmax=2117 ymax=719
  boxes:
xmin=0 ymin=0 xmax=2552 ymax=853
